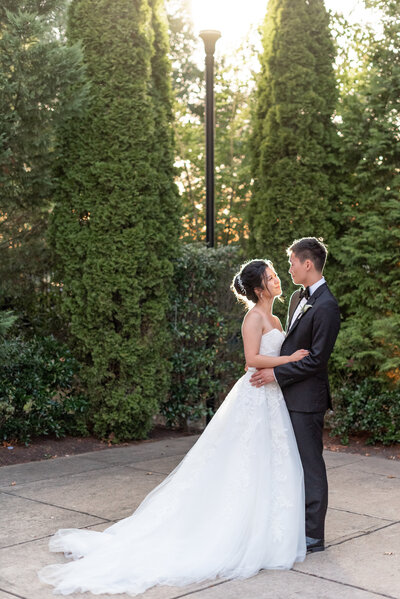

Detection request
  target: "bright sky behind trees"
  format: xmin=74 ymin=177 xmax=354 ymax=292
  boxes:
xmin=190 ymin=0 xmax=379 ymax=54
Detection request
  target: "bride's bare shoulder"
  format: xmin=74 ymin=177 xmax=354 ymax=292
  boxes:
xmin=242 ymin=308 xmax=263 ymax=331
xmin=273 ymin=315 xmax=284 ymax=332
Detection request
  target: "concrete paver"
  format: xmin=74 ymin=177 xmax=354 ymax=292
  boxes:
xmin=0 ymin=435 xmax=399 ymax=599
xmin=296 ymin=522 xmax=400 ymax=598
xmin=0 ymin=591 xmax=25 ymax=599
xmin=347 ymin=454 xmax=400 ymax=477
xmin=324 ymin=452 xmax=364 ymax=469
xmin=0 ymin=456 xmax=109 ymax=489
xmin=125 ymin=455 xmax=185 ymax=476
xmin=187 ymin=570 xmax=388 ymax=599
xmin=4 ymin=466 xmax=166 ymax=522
xmin=328 ymin=464 xmax=400 ymax=520
xmin=0 ymin=492 xmax=104 ymax=548
xmin=81 ymin=437 xmax=201 ymax=467
xmin=324 ymin=507 xmax=389 ymax=545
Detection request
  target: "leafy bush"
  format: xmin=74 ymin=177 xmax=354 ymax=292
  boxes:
xmin=161 ymin=244 xmax=244 ymax=429
xmin=0 ymin=335 xmax=89 ymax=444
xmin=328 ymin=378 xmax=400 ymax=445
xmin=0 ymin=310 xmax=17 ymax=336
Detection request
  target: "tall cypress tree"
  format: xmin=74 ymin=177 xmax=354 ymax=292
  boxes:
xmin=332 ymin=0 xmax=400 ymax=384
xmin=50 ymin=0 xmax=180 ymax=440
xmin=249 ymin=0 xmax=338 ymax=285
xmin=149 ymin=0 xmax=181 ymax=254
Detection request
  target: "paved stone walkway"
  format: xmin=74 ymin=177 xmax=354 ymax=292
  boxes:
xmin=0 ymin=435 xmax=399 ymax=599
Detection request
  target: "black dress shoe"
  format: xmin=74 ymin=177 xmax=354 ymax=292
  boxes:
xmin=306 ymin=536 xmax=325 ymax=553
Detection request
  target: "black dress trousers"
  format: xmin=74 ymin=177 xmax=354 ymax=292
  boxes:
xmin=289 ymin=410 xmax=328 ymax=540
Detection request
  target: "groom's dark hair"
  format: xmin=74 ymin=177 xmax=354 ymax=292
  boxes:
xmin=287 ymin=237 xmax=327 ymax=273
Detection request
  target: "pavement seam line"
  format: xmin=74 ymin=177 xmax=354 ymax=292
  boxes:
xmin=164 ymin=580 xmax=230 ymax=599
xmin=0 ymin=519 xmax=114 ymax=551
xmin=327 ymin=518 xmax=400 ymax=548
xmin=0 ymin=463 xmax=123 ymax=488
xmin=81 ymin=453 xmax=187 ymax=469
xmin=0 ymin=436 xmax=200 ymax=467
xmin=0 ymin=461 xmax=145 ymax=487
xmin=326 ymin=459 xmax=364 ymax=470
xmin=292 ymin=567 xmax=398 ymax=599
xmin=0 ymin=490 xmax=113 ymax=521
xmin=328 ymin=505 xmax=395 ymax=522
xmin=81 ymin=449 xmax=186 ymax=460
xmin=0 ymin=453 xmax=187 ymax=489
xmin=125 ymin=465 xmax=170 ymax=476
xmin=0 ymin=587 xmax=28 ymax=599
xmin=359 ymin=469 xmax=399 ymax=479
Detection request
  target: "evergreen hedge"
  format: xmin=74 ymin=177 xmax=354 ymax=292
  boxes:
xmin=328 ymin=379 xmax=400 ymax=446
xmin=161 ymin=245 xmax=244 ymax=429
xmin=0 ymin=334 xmax=88 ymax=444
xmin=50 ymin=0 xmax=180 ymax=441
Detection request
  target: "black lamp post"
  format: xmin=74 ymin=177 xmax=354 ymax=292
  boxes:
xmin=199 ymin=30 xmax=221 ymax=248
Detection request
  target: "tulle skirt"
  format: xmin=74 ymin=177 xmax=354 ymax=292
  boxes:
xmin=39 ymin=371 xmax=306 ymax=595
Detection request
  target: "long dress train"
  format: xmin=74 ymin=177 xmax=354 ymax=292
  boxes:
xmin=38 ymin=328 xmax=306 ymax=595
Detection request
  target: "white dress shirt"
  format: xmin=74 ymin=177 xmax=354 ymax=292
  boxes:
xmin=288 ymin=277 xmax=326 ymax=331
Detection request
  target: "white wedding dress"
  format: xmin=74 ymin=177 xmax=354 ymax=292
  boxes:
xmin=39 ymin=328 xmax=306 ymax=595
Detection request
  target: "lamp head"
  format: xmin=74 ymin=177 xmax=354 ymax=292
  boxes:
xmin=199 ymin=30 xmax=222 ymax=55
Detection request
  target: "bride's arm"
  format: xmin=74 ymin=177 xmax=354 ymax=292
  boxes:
xmin=242 ymin=313 xmax=308 ymax=369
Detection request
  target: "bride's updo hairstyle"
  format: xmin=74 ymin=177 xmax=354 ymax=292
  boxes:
xmin=232 ymin=259 xmax=273 ymax=305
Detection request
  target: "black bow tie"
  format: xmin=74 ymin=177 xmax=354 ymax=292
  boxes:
xmin=299 ymin=286 xmax=310 ymax=300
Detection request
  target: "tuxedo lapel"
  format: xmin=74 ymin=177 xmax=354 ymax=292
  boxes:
xmin=285 ymin=283 xmax=328 ymax=339
xmin=287 ymin=289 xmax=301 ymax=331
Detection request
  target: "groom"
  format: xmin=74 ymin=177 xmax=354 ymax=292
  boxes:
xmin=250 ymin=237 xmax=340 ymax=553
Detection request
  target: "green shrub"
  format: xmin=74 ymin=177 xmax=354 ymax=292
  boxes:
xmin=0 ymin=310 xmax=17 ymax=336
xmin=328 ymin=378 xmax=400 ymax=445
xmin=161 ymin=244 xmax=244 ymax=429
xmin=0 ymin=335 xmax=89 ymax=444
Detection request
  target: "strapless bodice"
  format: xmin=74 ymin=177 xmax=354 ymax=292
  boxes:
xmin=259 ymin=328 xmax=285 ymax=357
xmin=246 ymin=328 xmax=285 ymax=374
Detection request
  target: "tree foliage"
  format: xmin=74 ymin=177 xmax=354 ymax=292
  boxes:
xmin=213 ymin=45 xmax=254 ymax=245
xmin=249 ymin=0 xmax=339 ymax=294
xmin=50 ymin=0 xmax=180 ymax=441
xmin=0 ymin=0 xmax=86 ymax=330
xmin=332 ymin=0 xmax=400 ymax=385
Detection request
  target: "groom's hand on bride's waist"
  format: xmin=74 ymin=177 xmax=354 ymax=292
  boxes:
xmin=250 ymin=368 xmax=275 ymax=387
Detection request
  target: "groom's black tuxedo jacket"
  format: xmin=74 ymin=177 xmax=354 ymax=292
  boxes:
xmin=274 ymin=283 xmax=340 ymax=413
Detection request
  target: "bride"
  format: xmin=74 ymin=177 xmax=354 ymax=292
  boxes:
xmin=39 ymin=259 xmax=307 ymax=596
